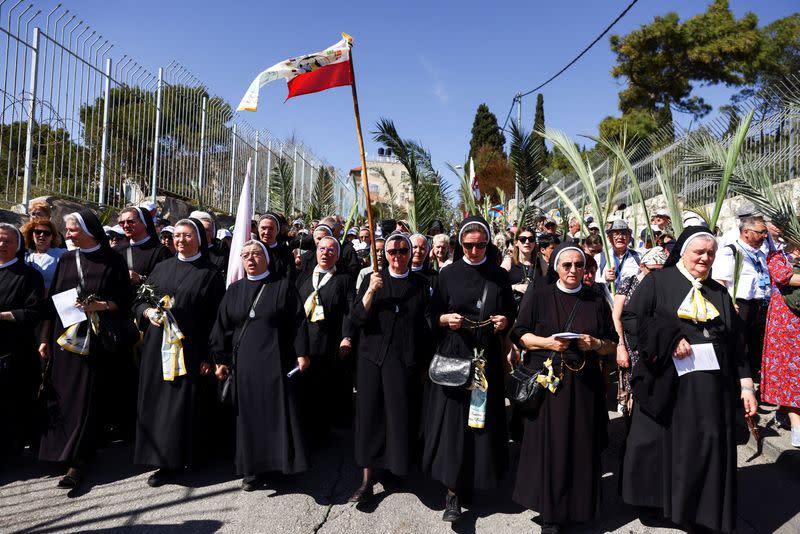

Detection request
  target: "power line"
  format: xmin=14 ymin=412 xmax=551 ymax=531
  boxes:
xmin=501 ymin=0 xmax=640 ymax=131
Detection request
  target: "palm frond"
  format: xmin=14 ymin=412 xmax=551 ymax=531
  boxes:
xmin=450 ymin=163 xmax=477 ymax=216
xmin=511 ymin=121 xmax=546 ymax=199
xmin=268 ymin=155 xmax=294 ymax=216
xmin=653 ymin=161 xmax=683 ymax=235
xmin=307 ymin=166 xmax=335 ymax=221
xmin=372 ymin=167 xmax=398 ymax=219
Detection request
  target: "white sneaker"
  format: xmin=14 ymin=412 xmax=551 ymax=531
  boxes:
xmin=791 ymin=427 xmax=800 ymax=448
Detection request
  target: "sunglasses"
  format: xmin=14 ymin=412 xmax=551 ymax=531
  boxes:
xmin=462 ymin=242 xmax=488 ymax=250
xmin=517 ymin=236 xmax=535 ymax=244
xmin=32 ymin=229 xmax=52 ymax=237
xmin=118 ymin=219 xmax=138 ymax=226
xmin=386 ymin=248 xmax=409 ymax=256
xmin=560 ymin=261 xmax=585 ymax=271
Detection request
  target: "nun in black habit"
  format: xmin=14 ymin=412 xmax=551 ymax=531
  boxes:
xmin=38 ymin=210 xmax=132 ymax=488
xmin=510 ymin=243 xmax=618 ymax=534
xmin=134 ymin=218 xmax=225 ymax=487
xmin=421 ymin=216 xmax=516 ymax=523
xmin=620 ymin=227 xmax=757 ymax=533
xmin=257 ymin=212 xmax=295 ymax=280
xmin=295 ymin=235 xmax=356 ymax=440
xmin=116 ymin=206 xmax=172 ymax=286
xmin=210 ymin=240 xmax=310 ymax=491
xmin=347 ymin=232 xmax=432 ymax=503
xmin=0 ymin=224 xmax=44 ymax=459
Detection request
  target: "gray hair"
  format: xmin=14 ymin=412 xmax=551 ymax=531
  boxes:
xmin=739 ymin=216 xmax=765 ymax=232
xmin=432 ymin=233 xmax=449 ymax=247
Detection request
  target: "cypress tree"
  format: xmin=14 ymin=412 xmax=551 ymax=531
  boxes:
xmin=468 ymin=103 xmax=506 ymax=162
xmin=533 ymin=93 xmax=548 ymax=167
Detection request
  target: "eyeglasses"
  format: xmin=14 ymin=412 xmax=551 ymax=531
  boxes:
xmin=517 ymin=236 xmax=534 ymax=244
xmin=747 ymin=229 xmax=768 ymax=236
xmin=318 ymin=246 xmax=338 ymax=254
xmin=118 ymin=219 xmax=138 ymax=226
xmin=462 ymin=242 xmax=488 ymax=250
xmin=386 ymin=248 xmax=409 ymax=256
xmin=560 ymin=261 xmax=585 ymax=271
xmin=32 ymin=229 xmax=52 ymax=237
xmin=240 ymin=251 xmax=265 ymax=259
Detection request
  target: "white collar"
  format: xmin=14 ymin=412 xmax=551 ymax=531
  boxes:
xmin=0 ymin=257 xmax=18 ymax=269
xmin=247 ymin=271 xmax=269 ymax=281
xmin=411 ymin=264 xmax=424 ymax=272
xmin=178 ymin=251 xmax=202 ymax=262
xmin=462 ymin=256 xmax=487 ymax=266
xmin=556 ymin=280 xmax=583 ymax=294
xmin=268 ymin=241 xmax=278 ymax=249
xmin=314 ymin=265 xmax=335 ymax=275
xmin=736 ymin=239 xmax=762 ymax=255
xmin=80 ymin=244 xmax=101 ymax=253
xmin=130 ymin=235 xmax=151 ymax=246
xmin=389 ymin=268 xmax=409 ymax=279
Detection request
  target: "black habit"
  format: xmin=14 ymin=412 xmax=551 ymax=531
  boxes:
xmin=350 ymin=270 xmax=432 ymax=476
xmin=0 ymin=259 xmax=44 ymax=457
xmin=117 ymin=237 xmax=172 ymax=283
xmin=620 ymin=267 xmax=747 ymax=533
xmin=209 ymin=274 xmax=309 ymax=476
xmin=510 ymin=284 xmax=616 ymax=524
xmin=421 ymin=258 xmax=516 ymax=490
xmin=39 ymin=247 xmax=132 ymax=464
xmin=264 ymin=241 xmax=295 ymax=280
xmin=134 ymin=255 xmax=225 ymax=469
xmin=295 ymin=268 xmax=355 ymax=434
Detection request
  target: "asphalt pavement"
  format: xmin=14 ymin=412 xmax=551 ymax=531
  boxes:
xmin=2 ymin=411 xmax=799 ymax=534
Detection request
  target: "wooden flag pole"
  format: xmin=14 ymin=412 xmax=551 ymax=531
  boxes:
xmin=346 ymin=35 xmax=378 ymax=272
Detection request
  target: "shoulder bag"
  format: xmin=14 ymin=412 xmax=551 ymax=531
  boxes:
xmin=506 ymin=297 xmax=581 ymax=415
xmin=219 ymin=283 xmax=266 ymax=407
xmin=428 ymin=282 xmax=489 ymax=387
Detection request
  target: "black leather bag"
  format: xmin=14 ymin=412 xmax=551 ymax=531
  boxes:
xmin=506 ymin=299 xmax=581 ymax=415
xmin=429 ymin=283 xmax=489 ymax=388
xmin=219 ymin=283 xmax=265 ymax=407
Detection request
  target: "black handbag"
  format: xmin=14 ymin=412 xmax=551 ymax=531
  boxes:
xmin=429 ymin=283 xmax=489 ymax=387
xmin=219 ymin=283 xmax=265 ymax=406
xmin=507 ymin=298 xmax=581 ymax=415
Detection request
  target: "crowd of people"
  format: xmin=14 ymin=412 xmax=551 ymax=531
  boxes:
xmin=2 ymin=196 xmax=797 ymax=534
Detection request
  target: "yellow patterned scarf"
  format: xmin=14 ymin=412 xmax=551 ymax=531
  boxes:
xmin=155 ymin=295 xmax=187 ymax=381
xmin=303 ymin=268 xmax=335 ymax=322
xmin=676 ymin=259 xmax=720 ymax=323
xmin=57 ymin=312 xmax=100 ymax=355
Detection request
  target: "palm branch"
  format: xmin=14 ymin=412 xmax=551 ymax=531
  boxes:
xmin=509 ymin=121 xmax=547 ymax=200
xmin=341 ymin=173 xmax=360 ymax=240
xmin=306 ymin=166 xmax=335 ymax=221
xmin=373 ymin=167 xmax=398 ymax=218
xmin=653 ymin=161 xmax=684 ymax=235
xmin=450 ymin=163 xmax=477 ymax=216
xmin=268 ymin=155 xmax=294 ymax=216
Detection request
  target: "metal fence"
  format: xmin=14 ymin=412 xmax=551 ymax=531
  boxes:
xmin=537 ymin=75 xmax=800 ymax=213
xmin=0 ymin=1 xmax=356 ymax=215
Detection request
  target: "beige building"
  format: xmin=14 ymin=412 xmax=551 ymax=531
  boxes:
xmin=349 ymin=150 xmax=413 ymax=211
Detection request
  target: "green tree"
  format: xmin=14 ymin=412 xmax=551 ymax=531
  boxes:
xmin=609 ymin=0 xmax=761 ymax=128
xmin=467 ymin=103 xmax=506 ymax=163
xmin=597 ymin=108 xmax=660 ymax=144
xmin=532 ymin=93 xmax=548 ymax=164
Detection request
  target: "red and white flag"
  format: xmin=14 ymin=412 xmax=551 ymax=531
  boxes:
xmin=225 ymin=158 xmax=253 ymax=288
xmin=469 ymin=157 xmax=481 ymax=201
xmin=237 ymin=36 xmax=353 ymax=112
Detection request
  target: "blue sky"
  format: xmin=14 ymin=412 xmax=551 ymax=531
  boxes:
xmin=34 ymin=0 xmax=800 ymax=188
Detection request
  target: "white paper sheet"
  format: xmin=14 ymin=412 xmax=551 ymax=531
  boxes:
xmin=52 ymin=288 xmax=86 ymax=328
xmin=552 ymin=332 xmax=583 ymax=340
xmin=672 ymin=343 xmax=720 ymax=376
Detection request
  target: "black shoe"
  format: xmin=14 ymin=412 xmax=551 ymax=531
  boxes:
xmin=542 ymin=523 xmax=560 ymax=534
xmin=57 ymin=468 xmax=82 ymax=489
xmin=147 ymin=468 xmax=174 ymax=488
xmin=242 ymin=475 xmax=265 ymax=492
xmin=348 ymin=484 xmax=374 ymax=503
xmin=442 ymin=493 xmax=461 ymax=522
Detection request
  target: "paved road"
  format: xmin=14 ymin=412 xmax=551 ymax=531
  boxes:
xmin=2 ymin=412 xmax=799 ymax=534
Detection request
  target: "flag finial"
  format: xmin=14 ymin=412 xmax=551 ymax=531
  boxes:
xmin=342 ymin=32 xmax=353 ymax=45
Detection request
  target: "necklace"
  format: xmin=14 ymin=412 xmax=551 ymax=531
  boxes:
xmin=462 ymin=317 xmax=494 ymax=329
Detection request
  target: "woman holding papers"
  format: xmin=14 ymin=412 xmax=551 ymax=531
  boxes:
xmin=134 ymin=218 xmax=225 ymax=487
xmin=620 ymin=226 xmax=757 ymax=533
xmin=38 ymin=210 xmax=132 ymax=488
xmin=210 ymin=240 xmax=310 ymax=491
xmin=510 ymin=243 xmax=617 ymax=534
xmin=421 ymin=216 xmax=515 ymax=523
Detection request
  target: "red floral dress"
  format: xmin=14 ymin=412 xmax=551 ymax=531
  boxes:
xmin=761 ymin=251 xmax=800 ymax=408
